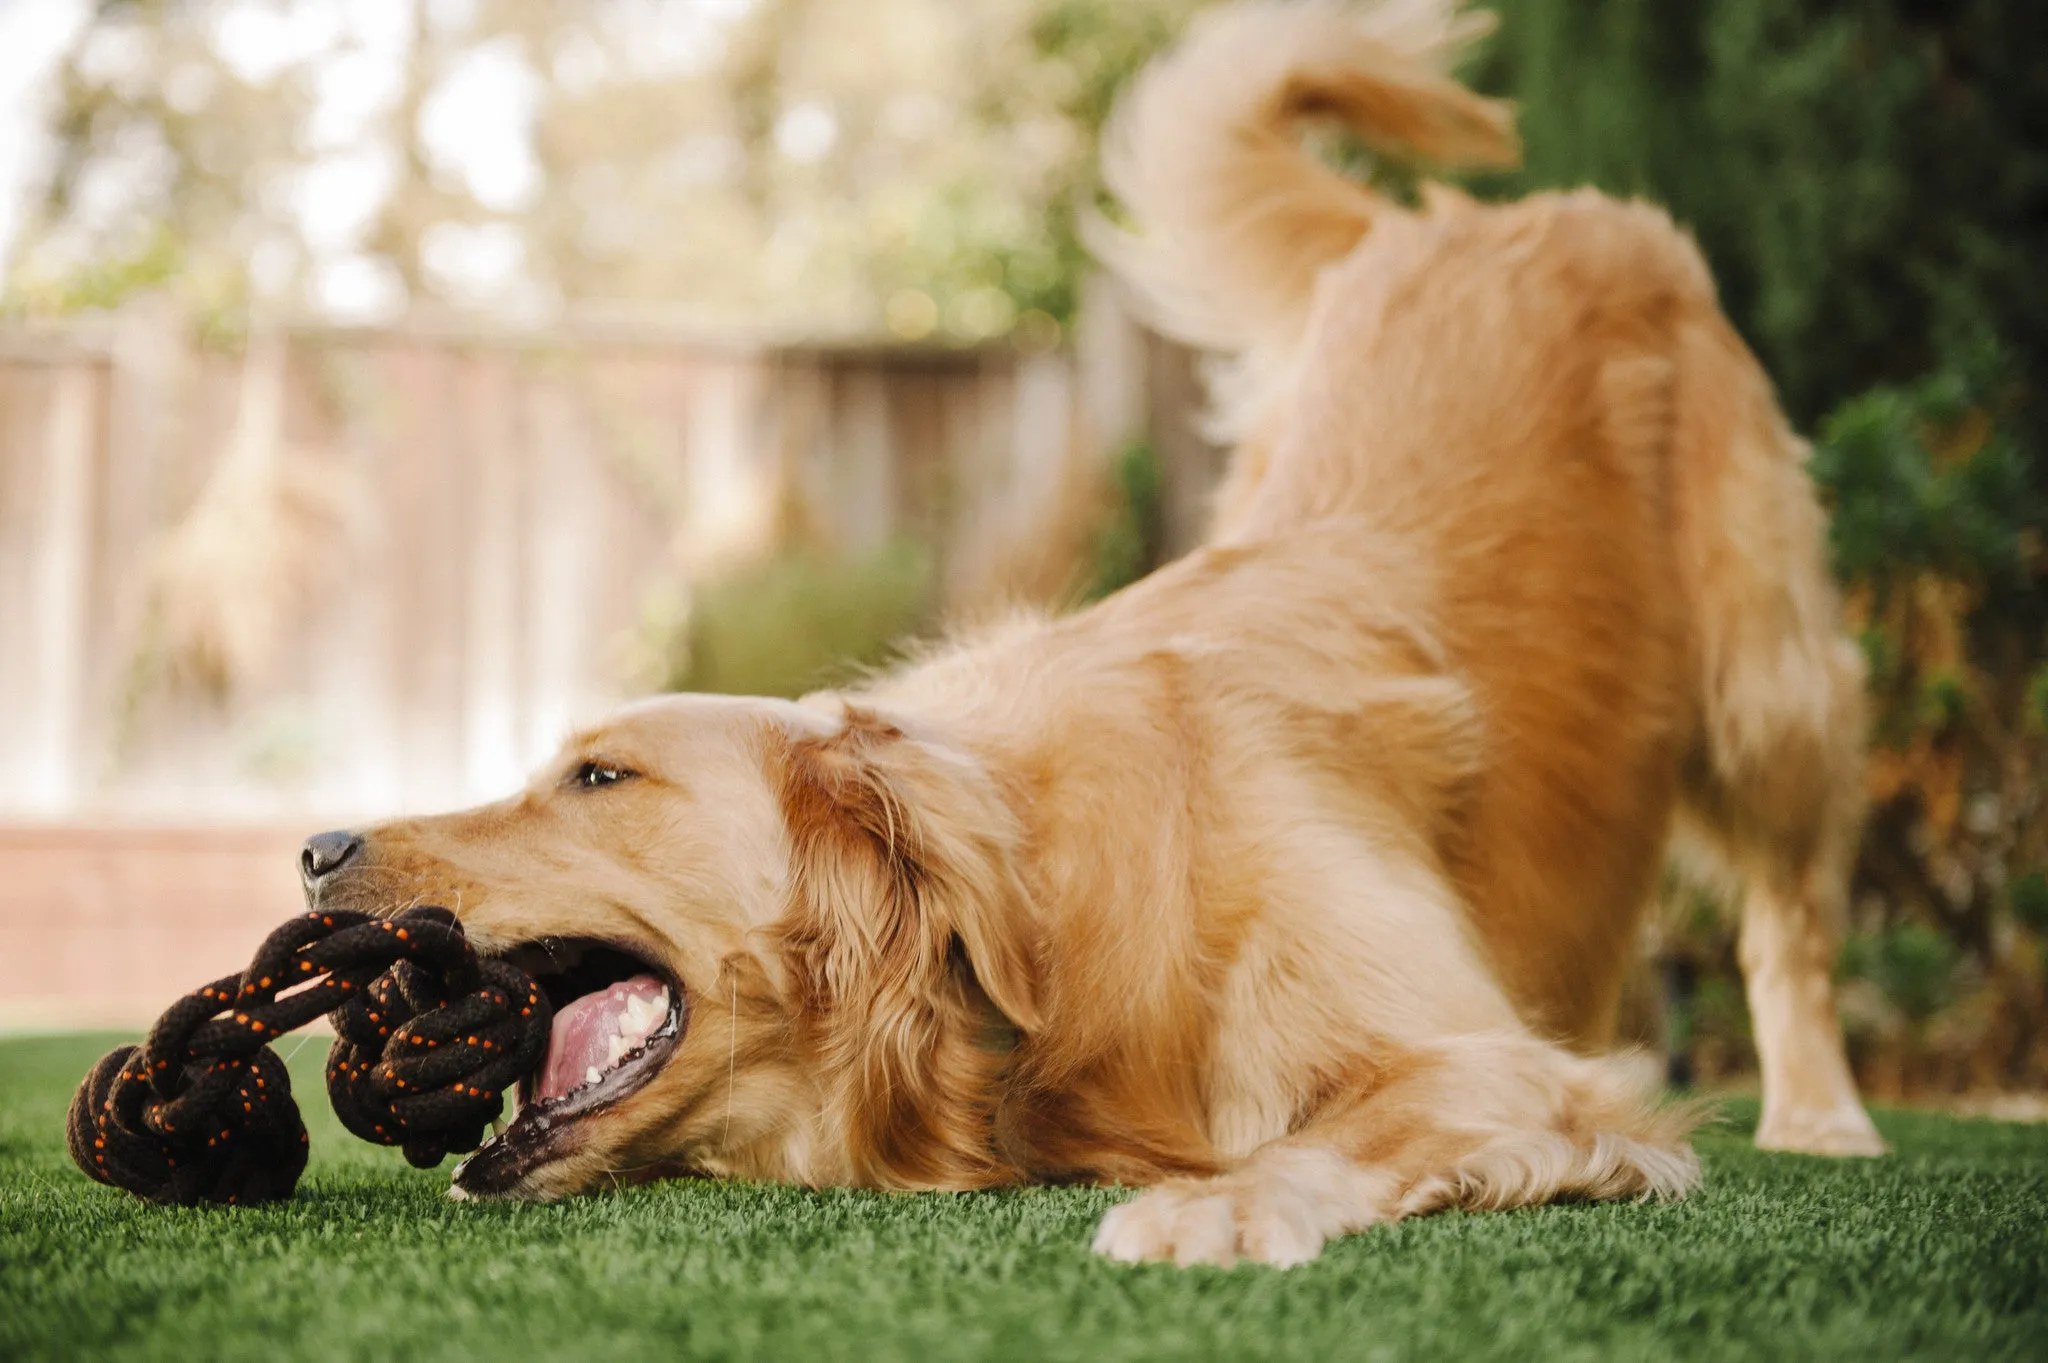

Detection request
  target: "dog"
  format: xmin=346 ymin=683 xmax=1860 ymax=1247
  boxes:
xmin=298 ymin=0 xmax=1884 ymax=1267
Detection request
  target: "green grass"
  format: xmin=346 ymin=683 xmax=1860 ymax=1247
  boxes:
xmin=3 ymin=1035 xmax=2044 ymax=1362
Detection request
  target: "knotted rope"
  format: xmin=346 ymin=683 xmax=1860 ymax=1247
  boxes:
xmin=67 ymin=904 xmax=551 ymax=1206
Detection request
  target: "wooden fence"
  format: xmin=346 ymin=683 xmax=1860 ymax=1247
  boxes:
xmin=0 ymin=297 xmax=1214 ymax=824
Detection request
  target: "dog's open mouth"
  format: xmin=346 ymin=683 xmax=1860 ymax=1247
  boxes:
xmin=450 ymin=938 xmax=686 ymax=1196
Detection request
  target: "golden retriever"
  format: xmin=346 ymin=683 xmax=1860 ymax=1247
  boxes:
xmin=300 ymin=0 xmax=1884 ymax=1267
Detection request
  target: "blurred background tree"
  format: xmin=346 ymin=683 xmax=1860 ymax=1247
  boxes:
xmin=5 ymin=0 xmax=2042 ymax=1093
xmin=5 ymin=0 xmax=1191 ymax=340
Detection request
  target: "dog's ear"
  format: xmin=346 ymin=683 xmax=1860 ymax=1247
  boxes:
xmin=774 ymin=707 xmax=1040 ymax=1187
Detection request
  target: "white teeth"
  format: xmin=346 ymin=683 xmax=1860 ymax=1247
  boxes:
xmin=571 ymin=988 xmax=670 ymax=1096
xmin=611 ymin=988 xmax=669 ymax=1055
xmin=617 ymin=990 xmax=664 ymax=1042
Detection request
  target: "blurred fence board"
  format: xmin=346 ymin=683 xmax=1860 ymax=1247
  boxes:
xmin=0 ymin=303 xmax=1214 ymax=822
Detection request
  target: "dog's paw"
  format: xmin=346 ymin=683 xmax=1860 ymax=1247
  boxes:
xmin=1091 ymin=1179 xmax=1322 ymax=1267
xmin=1755 ymin=1103 xmax=1889 ymax=1157
xmin=1093 ymin=1151 xmax=1381 ymax=1269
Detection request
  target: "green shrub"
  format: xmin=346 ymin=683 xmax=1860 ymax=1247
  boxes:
xmin=1691 ymin=975 xmax=1751 ymax=1045
xmin=1084 ymin=439 xmax=1165 ymax=602
xmin=1471 ymin=0 xmax=2047 ymax=440
xmin=2009 ymin=872 xmax=2048 ymax=936
xmin=658 ymin=541 xmax=934 ymax=700
xmin=1806 ymin=345 xmax=2038 ymax=601
xmin=1839 ymin=924 xmax=1964 ymax=1028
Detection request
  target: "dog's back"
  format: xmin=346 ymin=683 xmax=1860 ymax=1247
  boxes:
xmin=1094 ymin=0 xmax=1880 ymax=1155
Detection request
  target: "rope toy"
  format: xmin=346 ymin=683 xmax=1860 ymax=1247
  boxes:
xmin=66 ymin=904 xmax=551 ymax=1206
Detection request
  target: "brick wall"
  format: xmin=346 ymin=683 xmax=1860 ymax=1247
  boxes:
xmin=0 ymin=825 xmax=309 ymax=1030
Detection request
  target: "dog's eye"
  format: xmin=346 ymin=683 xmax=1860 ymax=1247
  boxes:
xmin=572 ymin=761 xmax=633 ymax=790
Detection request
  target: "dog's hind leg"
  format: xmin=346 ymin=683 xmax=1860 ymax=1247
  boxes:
xmin=1737 ymin=836 xmax=1886 ymax=1156
xmin=1680 ymin=644 xmax=1885 ymax=1157
xmin=1672 ymin=313 xmax=1885 ymax=1157
xmin=1679 ymin=763 xmax=1884 ymax=1157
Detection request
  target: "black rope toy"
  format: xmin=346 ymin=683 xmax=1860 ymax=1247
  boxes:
xmin=67 ymin=904 xmax=552 ymax=1206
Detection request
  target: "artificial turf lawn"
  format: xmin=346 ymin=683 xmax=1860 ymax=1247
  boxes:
xmin=2 ymin=1034 xmax=2043 ymax=1363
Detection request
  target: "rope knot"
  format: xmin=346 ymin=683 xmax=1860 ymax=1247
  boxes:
xmin=66 ymin=905 xmax=552 ymax=1205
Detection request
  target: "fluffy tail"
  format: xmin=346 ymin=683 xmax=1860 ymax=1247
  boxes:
xmin=1088 ymin=0 xmax=1519 ymax=357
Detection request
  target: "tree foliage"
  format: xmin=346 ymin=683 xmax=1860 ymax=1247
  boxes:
xmin=1472 ymin=0 xmax=2046 ymax=432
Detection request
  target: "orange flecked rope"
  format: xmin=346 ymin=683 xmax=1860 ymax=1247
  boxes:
xmin=66 ymin=904 xmax=552 ymax=1206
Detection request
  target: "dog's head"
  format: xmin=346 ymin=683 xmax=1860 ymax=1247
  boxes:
xmin=302 ymin=692 xmax=1040 ymax=1199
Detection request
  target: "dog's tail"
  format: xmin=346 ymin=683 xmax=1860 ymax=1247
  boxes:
xmin=1088 ymin=0 xmax=1518 ymax=359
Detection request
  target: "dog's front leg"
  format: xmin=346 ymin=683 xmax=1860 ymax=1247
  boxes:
xmin=1091 ymin=1144 xmax=1398 ymax=1268
xmin=1091 ymin=1034 xmax=1701 ymax=1268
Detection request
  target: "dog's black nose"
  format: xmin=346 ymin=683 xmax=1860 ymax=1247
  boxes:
xmin=300 ymin=830 xmax=363 ymax=885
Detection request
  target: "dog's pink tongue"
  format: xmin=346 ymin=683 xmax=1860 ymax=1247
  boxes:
xmin=534 ymin=975 xmax=668 ymax=1103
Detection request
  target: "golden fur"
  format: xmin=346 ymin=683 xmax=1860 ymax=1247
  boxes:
xmin=314 ymin=0 xmax=1883 ymax=1266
